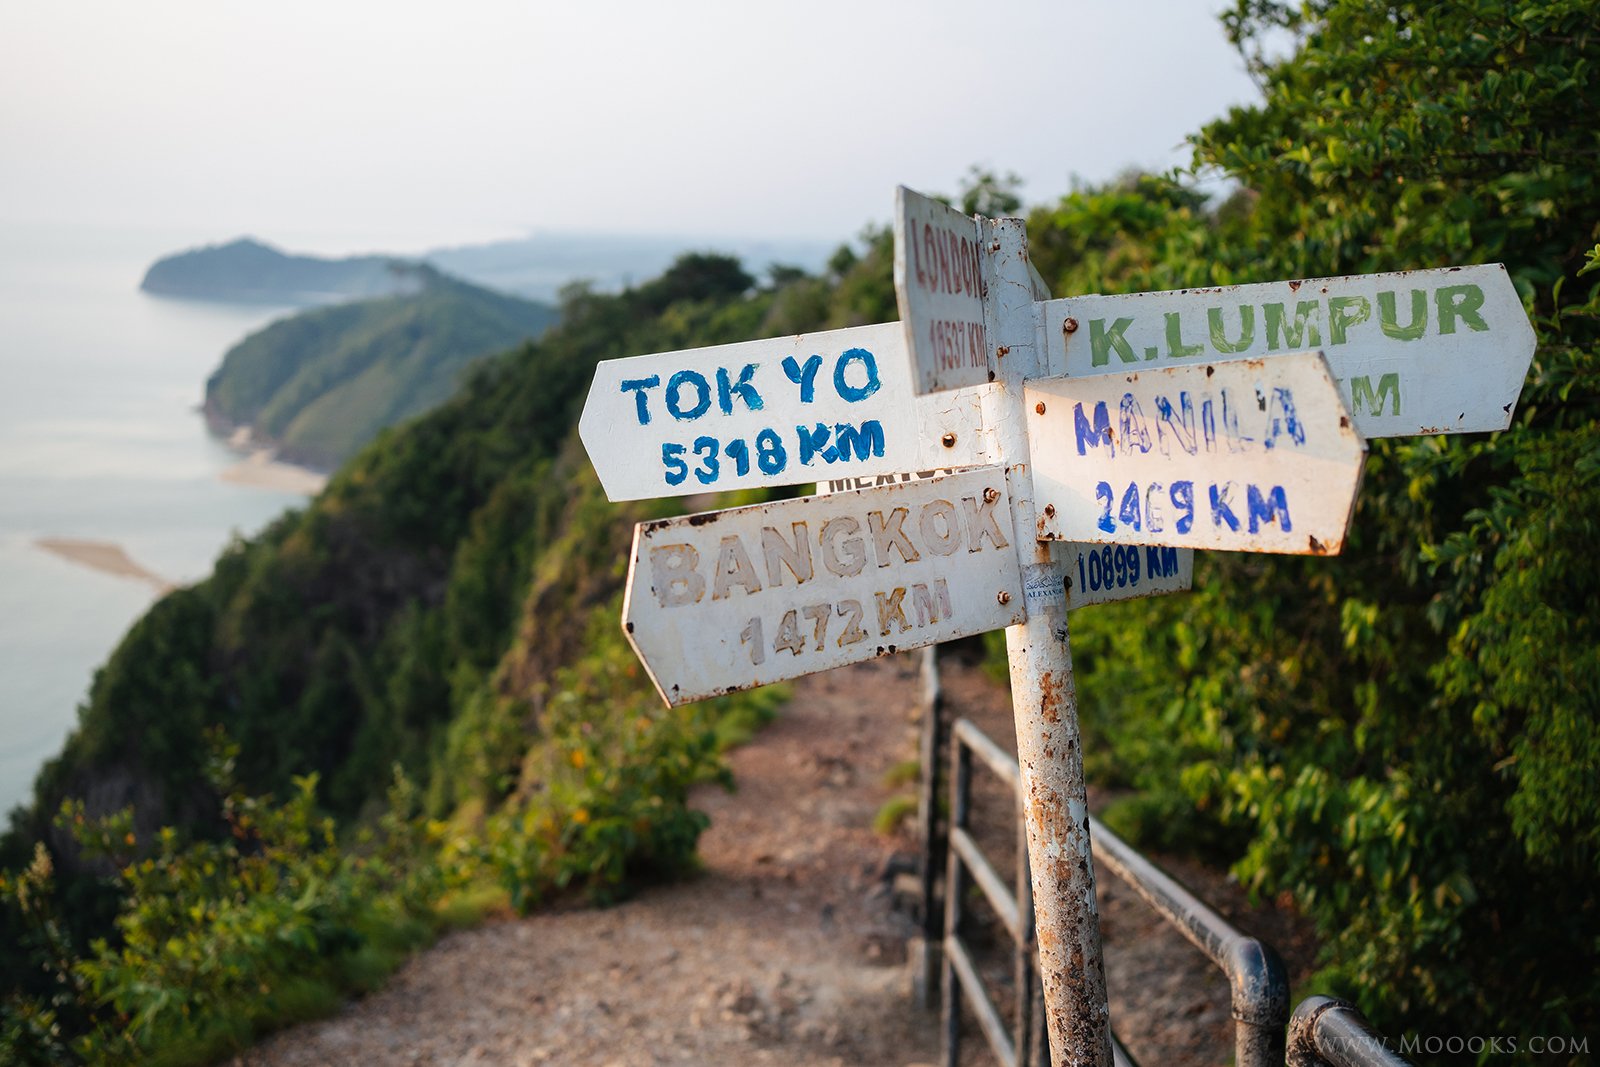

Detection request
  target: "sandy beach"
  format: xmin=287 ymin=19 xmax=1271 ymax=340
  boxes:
xmin=35 ymin=538 xmax=174 ymax=592
xmin=220 ymin=450 xmax=328 ymax=495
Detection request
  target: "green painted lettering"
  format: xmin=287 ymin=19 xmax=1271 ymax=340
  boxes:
xmin=1090 ymin=317 xmax=1137 ymax=367
xmin=1165 ymin=312 xmax=1203 ymax=358
xmin=1437 ymin=284 xmax=1488 ymax=334
xmin=1207 ymin=305 xmax=1256 ymax=353
xmin=1329 ymin=295 xmax=1371 ymax=345
xmin=1264 ymin=301 xmax=1322 ymax=350
xmin=1378 ymin=289 xmax=1428 ymax=340
xmin=1349 ymin=373 xmax=1401 ymax=416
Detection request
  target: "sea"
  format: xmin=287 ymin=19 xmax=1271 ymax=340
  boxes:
xmin=0 ymin=222 xmax=312 ymax=820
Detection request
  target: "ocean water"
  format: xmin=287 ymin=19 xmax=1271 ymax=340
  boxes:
xmin=0 ymin=222 xmax=312 ymax=819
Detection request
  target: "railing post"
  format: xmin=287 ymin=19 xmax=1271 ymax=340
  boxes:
xmin=942 ymin=729 xmax=973 ymax=1067
xmin=915 ymin=644 xmax=949 ymax=1011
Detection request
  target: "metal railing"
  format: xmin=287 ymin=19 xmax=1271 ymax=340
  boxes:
xmin=917 ymin=646 xmax=1412 ymax=1067
xmin=941 ymin=714 xmax=1041 ymax=1067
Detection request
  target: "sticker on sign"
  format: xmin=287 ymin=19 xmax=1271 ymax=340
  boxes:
xmin=894 ymin=186 xmax=992 ymax=395
xmin=1027 ymin=351 xmax=1367 ymax=555
xmin=1044 ymin=264 xmax=1534 ymax=437
xmin=622 ymin=468 xmax=1026 ymax=706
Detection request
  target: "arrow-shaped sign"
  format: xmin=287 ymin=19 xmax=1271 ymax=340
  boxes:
xmin=579 ymin=322 xmax=991 ymax=501
xmin=894 ymin=186 xmax=993 ymax=395
xmin=1043 ymin=264 xmax=1534 ymax=437
xmin=622 ymin=468 xmax=1026 ymax=705
xmin=1027 ymin=351 xmax=1367 ymax=555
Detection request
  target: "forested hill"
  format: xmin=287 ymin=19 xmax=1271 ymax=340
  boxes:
xmin=203 ymin=266 xmax=557 ymax=469
xmin=140 ymin=237 xmax=417 ymax=305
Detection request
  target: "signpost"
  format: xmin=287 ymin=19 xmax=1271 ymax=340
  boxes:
xmin=1042 ymin=265 xmax=1535 ymax=437
xmin=578 ymin=185 xmax=1536 ymax=1067
xmin=1027 ymin=353 xmax=1368 ymax=554
xmin=622 ymin=469 xmax=1026 ymax=706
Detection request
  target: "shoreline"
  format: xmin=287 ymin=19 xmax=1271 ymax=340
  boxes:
xmin=35 ymin=538 xmax=175 ymax=593
xmin=219 ymin=448 xmax=328 ymax=495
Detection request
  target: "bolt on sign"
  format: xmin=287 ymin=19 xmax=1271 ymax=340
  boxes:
xmin=579 ymin=322 xmax=988 ymax=501
xmin=1028 ymin=352 xmax=1368 ymax=554
xmin=622 ymin=468 xmax=1025 ymax=706
xmin=1045 ymin=264 xmax=1535 ymax=437
xmin=894 ymin=186 xmax=992 ymax=395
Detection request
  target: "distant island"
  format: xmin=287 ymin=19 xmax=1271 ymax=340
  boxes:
xmin=204 ymin=265 xmax=556 ymax=469
xmin=141 ymin=237 xmax=424 ymax=305
xmin=144 ymin=231 xmax=832 ymax=305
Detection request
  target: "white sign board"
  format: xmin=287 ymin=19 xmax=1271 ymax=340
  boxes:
xmin=580 ymin=322 xmax=986 ymax=501
xmin=816 ymin=467 xmax=1195 ymax=612
xmin=1027 ymin=352 xmax=1368 ymax=555
xmin=894 ymin=186 xmax=992 ymax=395
xmin=623 ymin=468 xmax=1026 ymax=706
xmin=1043 ymin=264 xmax=1534 ymax=437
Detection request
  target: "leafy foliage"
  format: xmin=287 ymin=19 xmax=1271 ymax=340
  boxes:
xmin=205 ymin=266 xmax=557 ymax=468
xmin=1032 ymin=2 xmax=1600 ymax=1053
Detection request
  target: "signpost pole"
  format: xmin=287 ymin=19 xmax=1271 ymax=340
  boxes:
xmin=980 ymin=217 xmax=1111 ymax=1067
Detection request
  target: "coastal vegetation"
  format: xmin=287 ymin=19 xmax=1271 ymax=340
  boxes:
xmin=4 ymin=1 xmax=1596 ymax=1063
xmin=203 ymin=266 xmax=555 ymax=468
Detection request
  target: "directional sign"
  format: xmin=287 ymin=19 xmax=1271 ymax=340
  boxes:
xmin=815 ymin=467 xmax=1195 ymax=611
xmin=622 ymin=468 xmax=1026 ymax=706
xmin=894 ymin=186 xmax=992 ymax=395
xmin=1059 ymin=541 xmax=1193 ymax=611
xmin=1027 ymin=351 xmax=1367 ymax=555
xmin=580 ymin=322 xmax=987 ymax=501
xmin=1043 ymin=264 xmax=1535 ymax=437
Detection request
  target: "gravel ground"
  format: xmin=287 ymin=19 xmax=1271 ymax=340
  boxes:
xmin=233 ymin=651 xmax=1315 ymax=1067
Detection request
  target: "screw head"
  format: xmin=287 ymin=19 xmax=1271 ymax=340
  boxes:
xmin=1063 ymin=317 xmax=1080 ymax=334
xmin=941 ymin=432 xmax=957 ymax=448
xmin=1035 ymin=401 xmax=1046 ymax=415
xmin=997 ymin=591 xmax=1012 ymax=605
xmin=982 ymin=487 xmax=1000 ymax=504
xmin=1043 ymin=503 xmax=1055 ymax=518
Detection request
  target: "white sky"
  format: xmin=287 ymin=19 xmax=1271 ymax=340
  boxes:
xmin=0 ymin=2 xmax=1261 ymax=255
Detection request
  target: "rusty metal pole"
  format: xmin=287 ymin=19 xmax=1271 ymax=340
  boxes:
xmin=979 ymin=216 xmax=1112 ymax=1066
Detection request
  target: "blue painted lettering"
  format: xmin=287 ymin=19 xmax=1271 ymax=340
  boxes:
xmin=1095 ymin=481 xmax=1116 ymax=533
xmin=716 ymin=363 xmax=764 ymax=415
xmin=1118 ymin=482 xmax=1142 ymax=531
xmin=1247 ymin=484 xmax=1292 ymax=533
xmin=782 ymin=354 xmax=824 ymax=402
xmin=1210 ymin=482 xmax=1240 ymax=532
xmin=834 ymin=420 xmax=886 ymax=461
xmin=1171 ymin=481 xmax=1195 ymax=534
xmin=1119 ymin=393 xmax=1152 ymax=454
xmin=1264 ymin=387 xmax=1306 ymax=449
xmin=666 ymin=370 xmax=712 ymax=421
xmin=833 ymin=348 xmax=882 ymax=402
xmin=620 ymin=375 xmax=660 ymax=425
xmin=1155 ymin=393 xmax=1197 ymax=456
xmin=797 ymin=423 xmax=838 ymax=465
xmin=1074 ymin=401 xmax=1115 ymax=456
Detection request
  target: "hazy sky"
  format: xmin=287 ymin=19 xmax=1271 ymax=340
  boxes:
xmin=1 ymin=2 xmax=1261 ymax=255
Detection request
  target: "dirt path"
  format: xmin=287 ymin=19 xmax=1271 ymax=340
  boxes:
xmin=235 ymin=651 xmax=1314 ymax=1067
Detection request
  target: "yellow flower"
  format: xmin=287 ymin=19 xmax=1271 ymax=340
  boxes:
xmin=569 ymin=749 xmax=587 ymax=770
xmin=571 ymin=808 xmax=590 ymax=826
